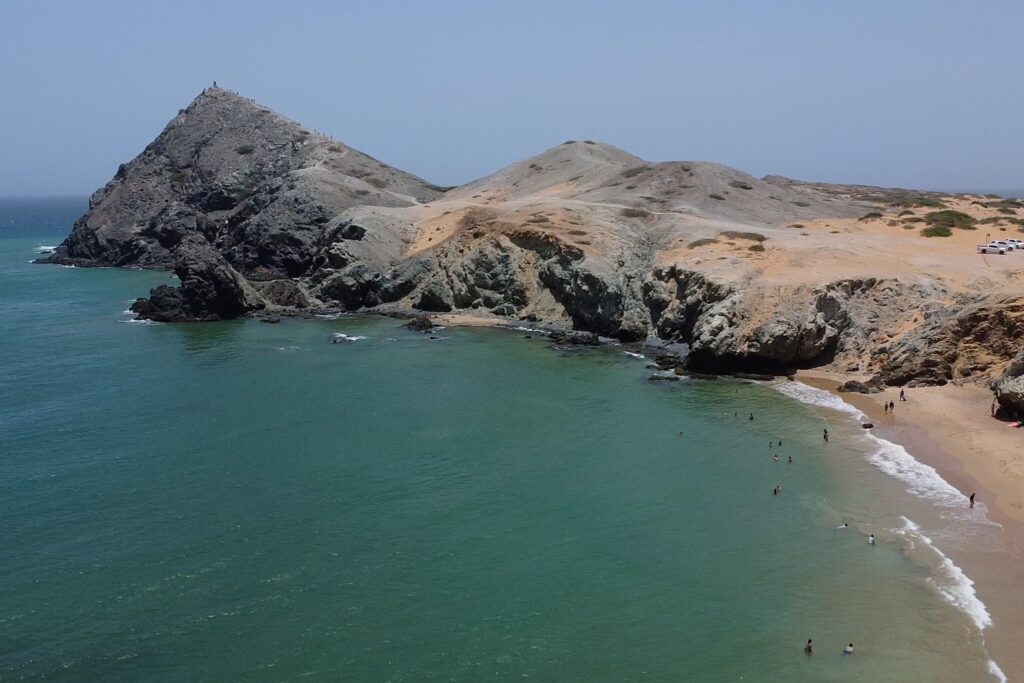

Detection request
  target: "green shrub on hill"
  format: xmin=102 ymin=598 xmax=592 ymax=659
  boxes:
xmin=687 ymin=238 xmax=718 ymax=249
xmin=924 ymin=210 xmax=976 ymax=229
xmin=721 ymin=230 xmax=767 ymax=241
xmin=921 ymin=225 xmax=952 ymax=237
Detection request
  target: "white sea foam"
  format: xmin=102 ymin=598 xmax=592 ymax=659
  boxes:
xmin=894 ymin=517 xmax=992 ymax=631
xmin=35 ymin=245 xmax=57 ymax=253
xmin=277 ymin=345 xmax=303 ymax=352
xmin=120 ymin=318 xmax=160 ymax=325
xmin=773 ymin=381 xmax=865 ymax=419
xmin=511 ymin=326 xmax=547 ymax=334
xmin=622 ymin=351 xmax=646 ymax=360
xmin=331 ymin=333 xmax=366 ymax=342
xmin=987 ymin=659 xmax=1008 ymax=683
xmin=863 ymin=433 xmax=972 ymax=510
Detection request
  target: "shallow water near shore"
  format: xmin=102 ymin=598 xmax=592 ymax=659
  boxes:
xmin=0 ymin=200 xmax=1010 ymax=681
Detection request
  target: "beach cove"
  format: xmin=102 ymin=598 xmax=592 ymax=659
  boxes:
xmin=0 ymin=200 xmax=1016 ymax=681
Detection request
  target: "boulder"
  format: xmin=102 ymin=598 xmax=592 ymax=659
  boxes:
xmin=837 ymin=379 xmax=879 ymax=394
xmin=405 ymin=315 xmax=434 ymax=332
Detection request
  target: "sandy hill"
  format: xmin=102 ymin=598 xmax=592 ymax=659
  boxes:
xmin=44 ymin=88 xmax=1024 ymax=395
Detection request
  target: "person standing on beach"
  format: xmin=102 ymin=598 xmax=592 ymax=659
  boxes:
xmin=884 ymin=402 xmax=889 ymax=414
xmin=823 ymin=428 xmax=829 ymax=443
xmin=900 ymin=388 xmax=906 ymax=401
xmin=969 ymin=492 xmax=976 ymax=509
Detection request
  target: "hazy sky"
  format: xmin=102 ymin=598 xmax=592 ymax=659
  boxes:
xmin=2 ymin=1 xmax=1022 ymax=196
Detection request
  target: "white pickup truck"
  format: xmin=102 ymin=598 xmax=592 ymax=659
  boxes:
xmin=978 ymin=244 xmax=1007 ymax=254
xmin=1007 ymin=238 xmax=1024 ymax=249
xmin=991 ymin=240 xmax=1016 ymax=251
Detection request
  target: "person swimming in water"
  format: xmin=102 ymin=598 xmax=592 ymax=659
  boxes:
xmin=836 ymin=522 xmax=848 ymax=530
xmin=843 ymin=643 xmax=855 ymax=655
xmin=867 ymin=534 xmax=875 ymax=545
xmin=749 ymin=413 xmax=754 ymax=421
xmin=773 ymin=485 xmax=780 ymax=496
xmin=787 ymin=456 xmax=792 ymax=463
xmin=823 ymin=428 xmax=829 ymax=443
xmin=773 ymin=454 xmax=779 ymax=462
xmin=804 ymin=639 xmax=813 ymax=655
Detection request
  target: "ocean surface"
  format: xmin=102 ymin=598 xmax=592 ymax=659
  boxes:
xmin=0 ymin=198 xmax=1008 ymax=681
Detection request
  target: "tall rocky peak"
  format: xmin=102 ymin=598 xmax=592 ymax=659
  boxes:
xmin=45 ymin=86 xmax=442 ymax=274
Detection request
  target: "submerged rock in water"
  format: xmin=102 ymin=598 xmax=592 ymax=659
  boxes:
xmin=405 ymin=315 xmax=434 ymax=332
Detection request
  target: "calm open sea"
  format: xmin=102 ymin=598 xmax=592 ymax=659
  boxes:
xmin=0 ymin=199 xmax=1007 ymax=681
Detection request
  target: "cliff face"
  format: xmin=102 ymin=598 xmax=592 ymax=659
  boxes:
xmin=44 ymin=89 xmax=1024 ymax=389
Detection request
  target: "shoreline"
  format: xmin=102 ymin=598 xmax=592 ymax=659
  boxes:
xmin=795 ymin=370 xmax=1024 ymax=682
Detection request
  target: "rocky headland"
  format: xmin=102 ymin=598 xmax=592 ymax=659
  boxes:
xmin=42 ymin=87 xmax=1024 ymax=410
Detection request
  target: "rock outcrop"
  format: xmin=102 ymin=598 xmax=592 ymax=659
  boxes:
xmin=993 ymin=350 xmax=1024 ymax=418
xmin=41 ymin=87 xmax=1024 ymax=398
xmin=130 ymin=234 xmax=265 ymax=321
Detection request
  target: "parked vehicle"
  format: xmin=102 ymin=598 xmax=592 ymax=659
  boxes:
xmin=1006 ymin=238 xmax=1024 ymax=249
xmin=990 ymin=240 xmax=1015 ymax=251
xmin=978 ymin=244 xmax=1007 ymax=254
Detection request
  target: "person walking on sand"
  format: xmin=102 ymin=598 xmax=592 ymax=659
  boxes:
xmin=900 ymin=387 xmax=906 ymax=401
xmin=823 ymin=428 xmax=829 ymax=443
xmin=970 ymin=492 xmax=976 ymax=509
xmin=889 ymin=400 xmax=895 ymax=413
xmin=804 ymin=639 xmax=813 ymax=655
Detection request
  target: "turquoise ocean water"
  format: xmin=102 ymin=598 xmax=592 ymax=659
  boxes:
xmin=0 ymin=199 xmax=1008 ymax=681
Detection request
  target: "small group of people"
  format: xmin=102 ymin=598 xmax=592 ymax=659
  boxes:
xmin=804 ymin=639 xmax=855 ymax=656
xmin=835 ymin=523 xmax=874 ymax=546
xmin=882 ymin=400 xmax=896 ymax=414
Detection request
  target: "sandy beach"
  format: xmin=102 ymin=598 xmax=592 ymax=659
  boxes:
xmin=798 ymin=370 xmax=1024 ymax=681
